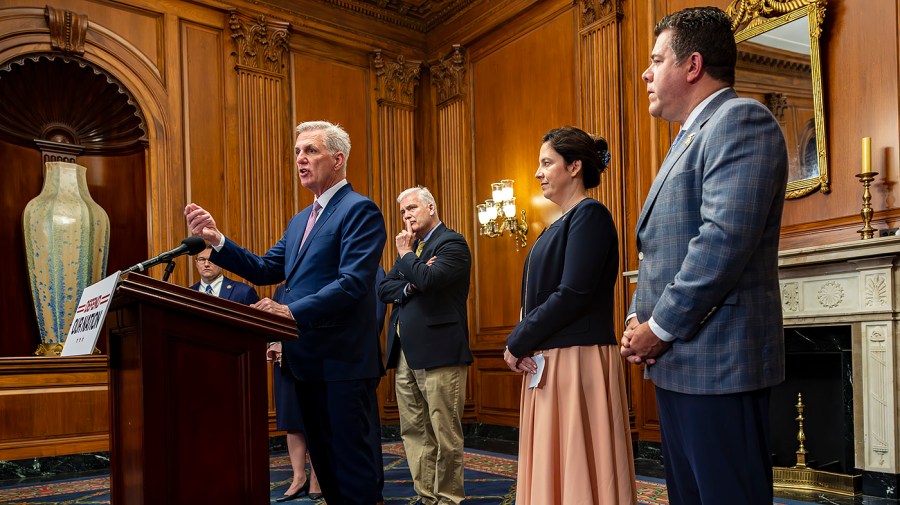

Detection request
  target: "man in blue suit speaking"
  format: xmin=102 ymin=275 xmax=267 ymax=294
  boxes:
xmin=185 ymin=121 xmax=387 ymax=505
xmin=621 ymin=7 xmax=788 ymax=505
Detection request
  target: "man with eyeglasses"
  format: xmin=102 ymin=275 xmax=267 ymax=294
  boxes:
xmin=189 ymin=243 xmax=260 ymax=305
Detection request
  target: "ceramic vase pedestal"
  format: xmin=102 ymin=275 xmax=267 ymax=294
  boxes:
xmin=23 ymin=161 xmax=109 ymax=356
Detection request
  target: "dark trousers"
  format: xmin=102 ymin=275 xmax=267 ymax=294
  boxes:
xmin=656 ymin=386 xmax=773 ymax=505
xmin=297 ymin=377 xmax=383 ymax=505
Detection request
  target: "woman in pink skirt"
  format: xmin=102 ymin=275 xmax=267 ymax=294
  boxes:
xmin=504 ymin=126 xmax=637 ymax=505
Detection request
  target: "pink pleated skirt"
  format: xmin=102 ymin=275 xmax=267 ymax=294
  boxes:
xmin=516 ymin=344 xmax=637 ymax=505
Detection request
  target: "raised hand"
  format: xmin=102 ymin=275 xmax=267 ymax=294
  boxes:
xmin=395 ymin=219 xmax=416 ymax=256
xmin=184 ymin=203 xmax=223 ymax=245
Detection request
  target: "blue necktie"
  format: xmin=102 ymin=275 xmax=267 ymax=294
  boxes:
xmin=670 ymin=129 xmax=687 ymax=151
xmin=664 ymin=129 xmax=689 ymax=162
xmin=205 ymin=284 xmax=213 ymax=295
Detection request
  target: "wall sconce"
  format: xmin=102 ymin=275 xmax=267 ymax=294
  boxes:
xmin=476 ymin=179 xmax=528 ymax=250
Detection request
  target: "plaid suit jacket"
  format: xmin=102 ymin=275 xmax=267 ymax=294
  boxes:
xmin=630 ymin=88 xmax=788 ymax=394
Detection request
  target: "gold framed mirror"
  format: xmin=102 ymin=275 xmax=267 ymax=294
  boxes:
xmin=727 ymin=0 xmax=828 ymax=199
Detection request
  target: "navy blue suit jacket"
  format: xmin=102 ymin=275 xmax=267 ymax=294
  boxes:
xmin=210 ymin=184 xmax=387 ymax=382
xmin=378 ymin=223 xmax=473 ymax=370
xmin=189 ymin=276 xmax=259 ymax=305
xmin=506 ymin=200 xmax=619 ymax=357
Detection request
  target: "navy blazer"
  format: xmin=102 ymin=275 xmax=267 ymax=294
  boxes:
xmin=506 ymin=199 xmax=619 ymax=357
xmin=210 ymin=184 xmax=387 ymax=382
xmin=629 ymin=88 xmax=788 ymax=395
xmin=378 ymin=223 xmax=473 ymax=370
xmin=190 ymin=276 xmax=259 ymax=305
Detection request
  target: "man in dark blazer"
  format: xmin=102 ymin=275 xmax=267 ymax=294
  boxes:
xmin=378 ymin=186 xmax=472 ymax=505
xmin=621 ymin=7 xmax=788 ymax=505
xmin=185 ymin=121 xmax=387 ymax=505
xmin=189 ymin=243 xmax=259 ymax=305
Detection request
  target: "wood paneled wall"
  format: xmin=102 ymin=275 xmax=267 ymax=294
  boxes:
xmin=469 ymin=5 xmax=579 ymax=425
xmin=226 ymin=12 xmax=294 ymax=304
xmin=1 ymin=0 xmax=900 ymax=456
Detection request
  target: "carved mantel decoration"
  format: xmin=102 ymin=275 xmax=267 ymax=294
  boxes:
xmin=777 ymin=236 xmax=900 ymax=476
xmin=430 ymin=44 xmax=466 ymax=106
xmin=228 ymin=10 xmax=291 ymax=75
xmin=372 ymin=49 xmax=422 ymax=108
xmin=45 ymin=6 xmax=88 ymax=56
xmin=575 ymin=0 xmax=623 ymax=28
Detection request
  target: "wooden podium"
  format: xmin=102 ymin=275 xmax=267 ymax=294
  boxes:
xmin=104 ymin=273 xmax=296 ymax=505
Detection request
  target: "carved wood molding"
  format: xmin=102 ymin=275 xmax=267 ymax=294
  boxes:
xmin=228 ymin=10 xmax=291 ymax=75
xmin=0 ymin=55 xmax=147 ymax=154
xmin=435 ymin=100 xmax=473 ymax=244
xmin=256 ymin=0 xmax=480 ymax=32
xmin=765 ymin=92 xmax=788 ymax=122
xmin=430 ymin=44 xmax=466 ymax=106
xmin=376 ymin=106 xmax=416 ymax=258
xmin=726 ymin=0 xmax=826 ymax=37
xmin=45 ymin=6 xmax=88 ymax=56
xmin=738 ymin=44 xmax=811 ymax=77
xmin=372 ymin=49 xmax=421 ymax=108
xmin=575 ymin=0 xmax=623 ymax=28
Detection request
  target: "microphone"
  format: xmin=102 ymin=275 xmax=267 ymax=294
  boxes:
xmin=124 ymin=236 xmax=207 ymax=274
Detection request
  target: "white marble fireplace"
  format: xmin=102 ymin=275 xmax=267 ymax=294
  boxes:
xmin=778 ymin=235 xmax=900 ymax=477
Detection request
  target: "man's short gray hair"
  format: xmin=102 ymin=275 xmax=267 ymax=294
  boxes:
xmin=397 ymin=186 xmax=438 ymax=217
xmin=296 ymin=121 xmax=351 ymax=165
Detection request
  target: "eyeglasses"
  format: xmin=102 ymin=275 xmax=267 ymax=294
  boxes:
xmin=195 ymin=257 xmax=212 ymax=263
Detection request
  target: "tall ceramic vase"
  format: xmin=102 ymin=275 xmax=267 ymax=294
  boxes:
xmin=23 ymin=161 xmax=110 ymax=356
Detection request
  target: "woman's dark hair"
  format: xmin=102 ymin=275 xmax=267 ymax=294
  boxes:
xmin=541 ymin=126 xmax=610 ymax=189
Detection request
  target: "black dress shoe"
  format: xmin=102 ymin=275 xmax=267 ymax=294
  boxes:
xmin=308 ymin=491 xmax=323 ymax=500
xmin=275 ymin=479 xmax=310 ymax=502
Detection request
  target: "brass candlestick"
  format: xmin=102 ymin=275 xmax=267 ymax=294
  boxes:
xmin=793 ymin=392 xmax=807 ymax=468
xmin=855 ymin=171 xmax=878 ymax=239
xmin=773 ymin=392 xmax=862 ymax=496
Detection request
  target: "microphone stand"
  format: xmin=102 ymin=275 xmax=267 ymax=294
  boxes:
xmin=162 ymin=260 xmax=176 ymax=282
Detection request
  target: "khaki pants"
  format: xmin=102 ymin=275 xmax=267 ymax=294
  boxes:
xmin=396 ymin=350 xmax=467 ymax=505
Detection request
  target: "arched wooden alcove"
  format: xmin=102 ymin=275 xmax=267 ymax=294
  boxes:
xmin=0 ymin=53 xmax=149 ymax=356
xmin=0 ymin=6 xmax=179 ymax=357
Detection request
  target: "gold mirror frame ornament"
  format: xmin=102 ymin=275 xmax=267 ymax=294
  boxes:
xmin=727 ymin=0 xmax=829 ymax=199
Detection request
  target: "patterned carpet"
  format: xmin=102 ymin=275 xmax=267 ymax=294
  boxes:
xmin=0 ymin=443 xmax=812 ymax=504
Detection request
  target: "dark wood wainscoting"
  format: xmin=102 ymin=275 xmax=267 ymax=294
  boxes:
xmin=0 ymin=356 xmax=109 ymax=460
xmin=0 ymin=356 xmax=283 ymax=461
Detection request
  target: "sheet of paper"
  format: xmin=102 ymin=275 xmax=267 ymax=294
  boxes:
xmin=528 ymin=354 xmax=545 ymax=389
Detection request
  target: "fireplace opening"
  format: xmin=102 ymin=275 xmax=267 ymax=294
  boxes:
xmin=769 ymin=326 xmax=853 ymax=473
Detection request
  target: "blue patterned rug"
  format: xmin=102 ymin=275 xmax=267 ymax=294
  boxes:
xmin=0 ymin=443 xmax=516 ymax=504
xmin=0 ymin=443 xmax=817 ymax=504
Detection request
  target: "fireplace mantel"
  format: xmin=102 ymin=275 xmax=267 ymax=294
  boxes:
xmin=623 ymin=235 xmax=900 ymax=488
xmin=778 ymin=235 xmax=900 ymax=477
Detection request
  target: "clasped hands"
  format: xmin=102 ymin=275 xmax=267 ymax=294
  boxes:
xmin=620 ymin=318 xmax=671 ymax=365
xmin=504 ymin=347 xmax=538 ymax=374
